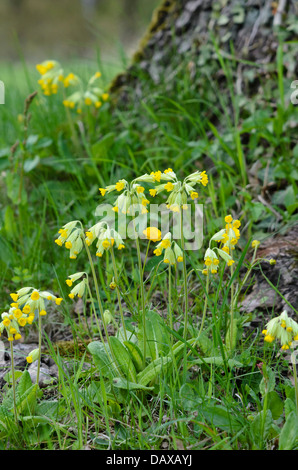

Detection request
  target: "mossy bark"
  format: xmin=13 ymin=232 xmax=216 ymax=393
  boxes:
xmin=109 ymin=0 xmax=298 ymax=101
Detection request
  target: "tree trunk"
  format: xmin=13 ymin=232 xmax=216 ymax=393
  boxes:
xmin=110 ymin=0 xmax=298 ymax=102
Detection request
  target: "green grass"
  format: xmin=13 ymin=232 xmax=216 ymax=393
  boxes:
xmin=0 ymin=35 xmax=297 ymax=451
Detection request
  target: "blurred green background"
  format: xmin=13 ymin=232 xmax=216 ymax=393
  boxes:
xmin=0 ymin=0 xmax=160 ymax=63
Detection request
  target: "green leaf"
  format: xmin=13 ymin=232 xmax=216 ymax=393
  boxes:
xmin=24 ymin=155 xmax=40 ymax=173
xmin=225 ymin=317 xmax=239 ymax=353
xmin=267 ymin=391 xmax=284 ymax=420
xmin=138 ymin=310 xmax=169 ymax=361
xmin=201 ymin=404 xmax=243 ymax=432
xmin=250 ymin=410 xmax=273 ymax=444
xmin=190 ymin=357 xmax=243 ymax=368
xmin=137 ymin=339 xmax=195 ymax=386
xmin=259 ymin=367 xmax=276 ymax=396
xmin=123 ymin=340 xmax=144 ymax=372
xmin=279 ymin=411 xmax=298 ymax=450
xmin=3 ymin=370 xmax=23 ymax=383
xmin=6 ymin=172 xmax=27 ymax=205
xmin=109 ymin=336 xmax=137 ymax=382
xmin=179 ymin=383 xmax=202 ymax=412
xmin=136 ymin=356 xmax=172 ymax=386
xmin=0 ymin=405 xmax=17 ymax=434
xmin=17 ymin=370 xmax=32 ymax=396
xmin=16 ymin=384 xmax=38 ymax=416
xmin=87 ymin=341 xmax=116 ymax=379
xmin=4 ymin=205 xmax=18 ymax=240
xmin=112 ymin=377 xmax=154 ymax=391
xmin=284 ymin=398 xmax=296 ymax=419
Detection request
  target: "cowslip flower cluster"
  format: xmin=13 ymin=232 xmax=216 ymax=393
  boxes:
xmin=262 ymin=310 xmax=298 ymax=350
xmin=62 ymin=71 xmax=109 ymax=114
xmin=66 ymin=272 xmax=88 ymax=299
xmin=85 ymin=222 xmax=125 ymax=258
xmin=135 ymin=168 xmax=208 ymax=212
xmin=0 ymin=308 xmax=28 ymax=342
xmin=214 ymin=215 xmax=241 ymax=255
xmin=55 ymin=221 xmax=84 ymax=259
xmin=36 ymin=60 xmax=65 ymax=96
xmin=201 ymin=216 xmax=239 ymax=275
xmin=152 ymin=232 xmax=184 ymax=265
xmin=9 ymin=288 xmax=63 ymax=317
xmin=99 ymin=179 xmax=150 ymax=215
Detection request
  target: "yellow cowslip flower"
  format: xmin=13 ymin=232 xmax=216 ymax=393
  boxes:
xmin=22 ymin=305 xmax=31 ymax=314
xmin=67 ymin=277 xmax=87 ymax=300
xmin=39 ymin=310 xmax=47 ymax=316
xmin=203 ymin=248 xmax=220 ymax=275
xmin=161 ymin=239 xmax=171 ymax=249
xmin=149 ymin=189 xmax=157 ymax=197
xmin=95 ymin=101 xmax=102 ymax=108
xmin=102 ymin=93 xmax=109 ymax=101
xmin=264 ymin=334 xmax=275 ymax=343
xmin=85 ymin=97 xmax=92 ymax=105
xmin=102 ymin=239 xmax=110 ymax=249
xmin=27 ymin=315 xmax=35 ymax=325
xmin=13 ymin=309 xmax=23 ymax=319
xmin=18 ymin=317 xmax=27 ymax=327
xmin=164 ymin=182 xmax=174 ymax=192
xmin=26 ymin=348 xmax=39 ymax=364
xmin=190 ymin=191 xmax=198 ymax=200
xmin=115 ymin=181 xmax=125 ymax=192
xmin=55 ymin=298 xmax=63 ymax=305
xmin=252 ymin=240 xmax=260 ymax=249
xmin=150 ymin=171 xmax=162 ymax=182
xmin=10 ymin=293 xmax=19 ymax=302
xmin=143 ymin=227 xmax=162 ymax=242
xmin=66 ymin=279 xmax=73 ymax=287
xmin=31 ymin=291 xmax=40 ymax=301
xmin=212 ymin=215 xmax=241 ymax=252
xmin=99 ymin=188 xmax=106 ymax=196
